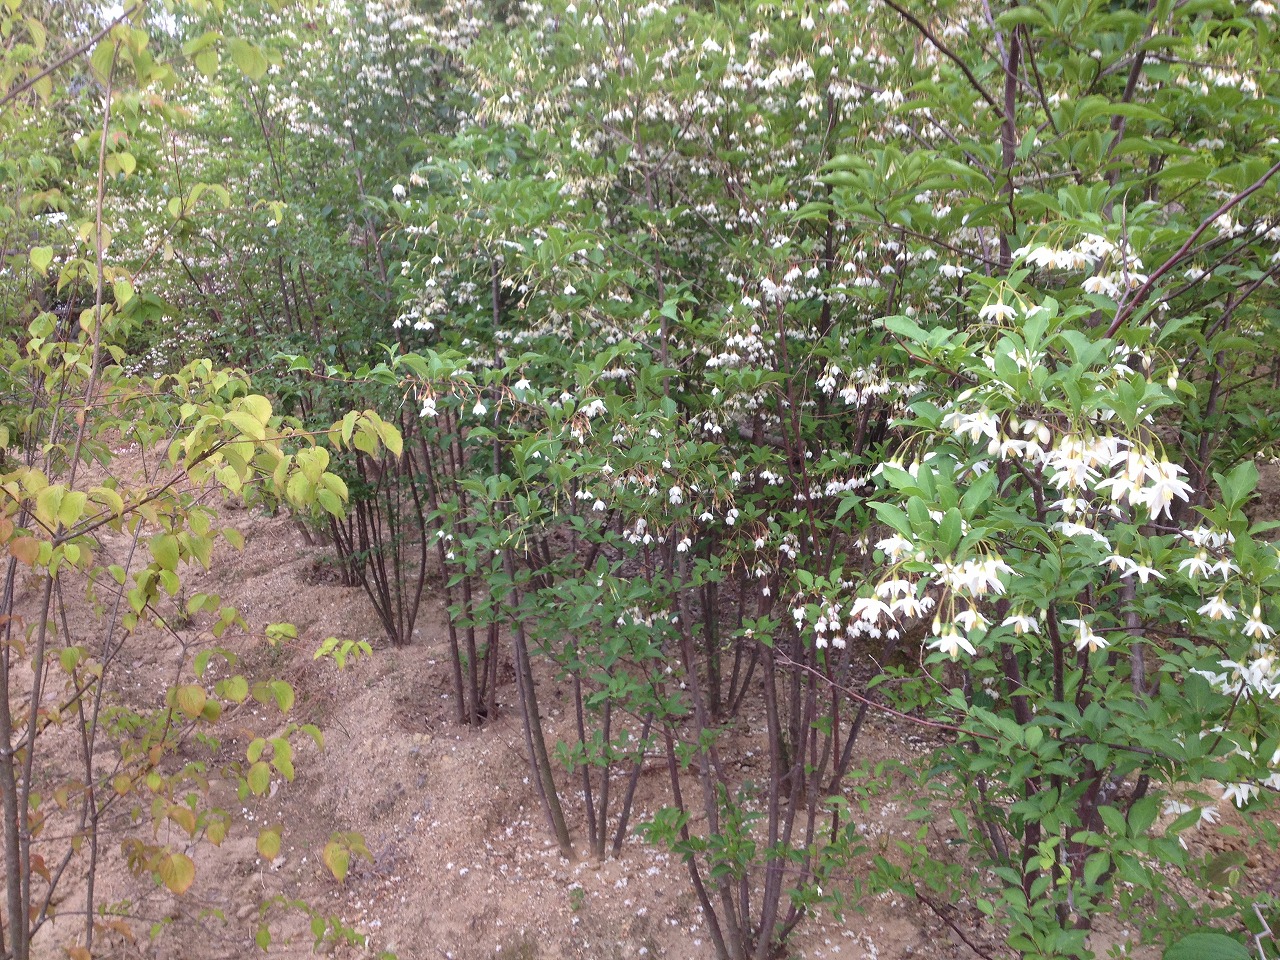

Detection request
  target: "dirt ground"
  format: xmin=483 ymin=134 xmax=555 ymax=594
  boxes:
xmin=21 ymin=446 xmax=1253 ymax=959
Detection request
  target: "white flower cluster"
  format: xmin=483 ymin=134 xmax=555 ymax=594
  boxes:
xmin=816 ymin=363 xmax=891 ymax=408
xmin=1194 ymin=642 xmax=1280 ymax=700
xmin=942 ymin=406 xmax=1194 ymax=522
xmin=1014 ymin=234 xmax=1149 ymax=302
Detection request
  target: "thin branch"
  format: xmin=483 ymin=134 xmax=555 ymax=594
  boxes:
xmin=0 ymin=5 xmax=140 ymax=113
xmin=774 ymin=650 xmax=995 ymax=739
xmin=915 ymin=891 xmax=1010 ymax=960
xmin=1105 ymin=156 xmax=1280 ymax=337
xmin=877 ymin=0 xmax=1000 ymax=110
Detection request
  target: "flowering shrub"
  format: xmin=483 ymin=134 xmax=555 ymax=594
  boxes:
xmin=856 ymin=294 xmax=1280 ymax=953
xmin=384 ymin=0 xmax=1280 ymax=957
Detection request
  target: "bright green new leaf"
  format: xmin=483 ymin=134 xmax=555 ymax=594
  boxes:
xmin=227 ymin=37 xmax=268 ymax=80
xmin=30 ymin=246 xmax=53 ymax=275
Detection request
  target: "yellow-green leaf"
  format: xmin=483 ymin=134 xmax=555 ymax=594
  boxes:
xmin=25 ymin=16 xmax=47 ymax=52
xmin=58 ymin=491 xmax=87 ymax=528
xmin=226 ymin=37 xmax=268 ymax=80
xmin=316 ymin=489 xmax=343 ymax=518
xmin=322 ymin=840 xmax=350 ymax=883
xmin=221 ymin=675 xmax=249 ymax=703
xmin=151 ymin=533 xmax=179 ymax=571
xmin=353 ymin=427 xmax=378 ymax=456
xmin=195 ymin=48 xmax=218 ymax=76
xmin=270 ymin=680 xmax=294 ymax=714
xmin=247 ymin=761 xmax=271 ymax=796
xmin=257 ymin=825 xmax=282 ymax=859
xmin=297 ymin=446 xmax=329 ymax=484
xmin=167 ymin=805 xmax=197 ymax=837
xmin=30 ymin=246 xmax=53 ymax=276
xmin=377 ymin=420 xmax=403 ymax=457
xmin=224 ymin=410 xmax=265 ymax=441
xmin=206 ymin=815 xmax=228 ymax=847
xmin=90 ymin=485 xmax=125 ymax=517
xmin=156 ymin=851 xmax=195 ymax=895
xmin=174 ymin=684 xmax=207 ymax=719
xmin=239 ymin=394 xmax=272 ymax=424
xmin=36 ymin=486 xmax=63 ymax=528
xmin=300 ymin=724 xmax=324 ymax=751
xmin=340 ymin=410 xmax=358 ymax=446
xmin=181 ymin=29 xmax=221 ymax=55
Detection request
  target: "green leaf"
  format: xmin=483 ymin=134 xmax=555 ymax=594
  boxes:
xmin=1205 ymin=850 xmax=1248 ymax=886
xmin=960 ymin=470 xmax=997 ymax=518
xmin=881 ymin=314 xmax=931 ymax=344
xmin=221 ymin=675 xmax=249 ymax=703
xmin=151 ymin=533 xmax=180 ymax=571
xmin=195 ymin=48 xmax=219 ymax=76
xmin=1097 ymin=805 xmax=1128 ymax=836
xmin=1215 ymin=460 xmax=1258 ymax=509
xmin=30 ymin=246 xmax=53 ymax=276
xmin=1163 ymin=933 xmax=1251 ymax=960
xmin=227 ymin=38 xmax=268 ymax=81
xmin=870 ymin=502 xmax=912 ymax=537
xmin=1128 ymin=795 xmax=1159 ymax=836
xmin=247 ymin=761 xmax=271 ymax=796
xmin=270 ymin=680 xmax=294 ymax=714
xmin=939 ymin=507 xmax=963 ymax=552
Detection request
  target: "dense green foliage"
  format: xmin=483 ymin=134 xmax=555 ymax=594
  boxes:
xmin=4 ymin=0 xmax=1280 ymax=958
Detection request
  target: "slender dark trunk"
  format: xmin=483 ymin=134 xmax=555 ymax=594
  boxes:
xmin=504 ymin=551 xmax=572 ymax=857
